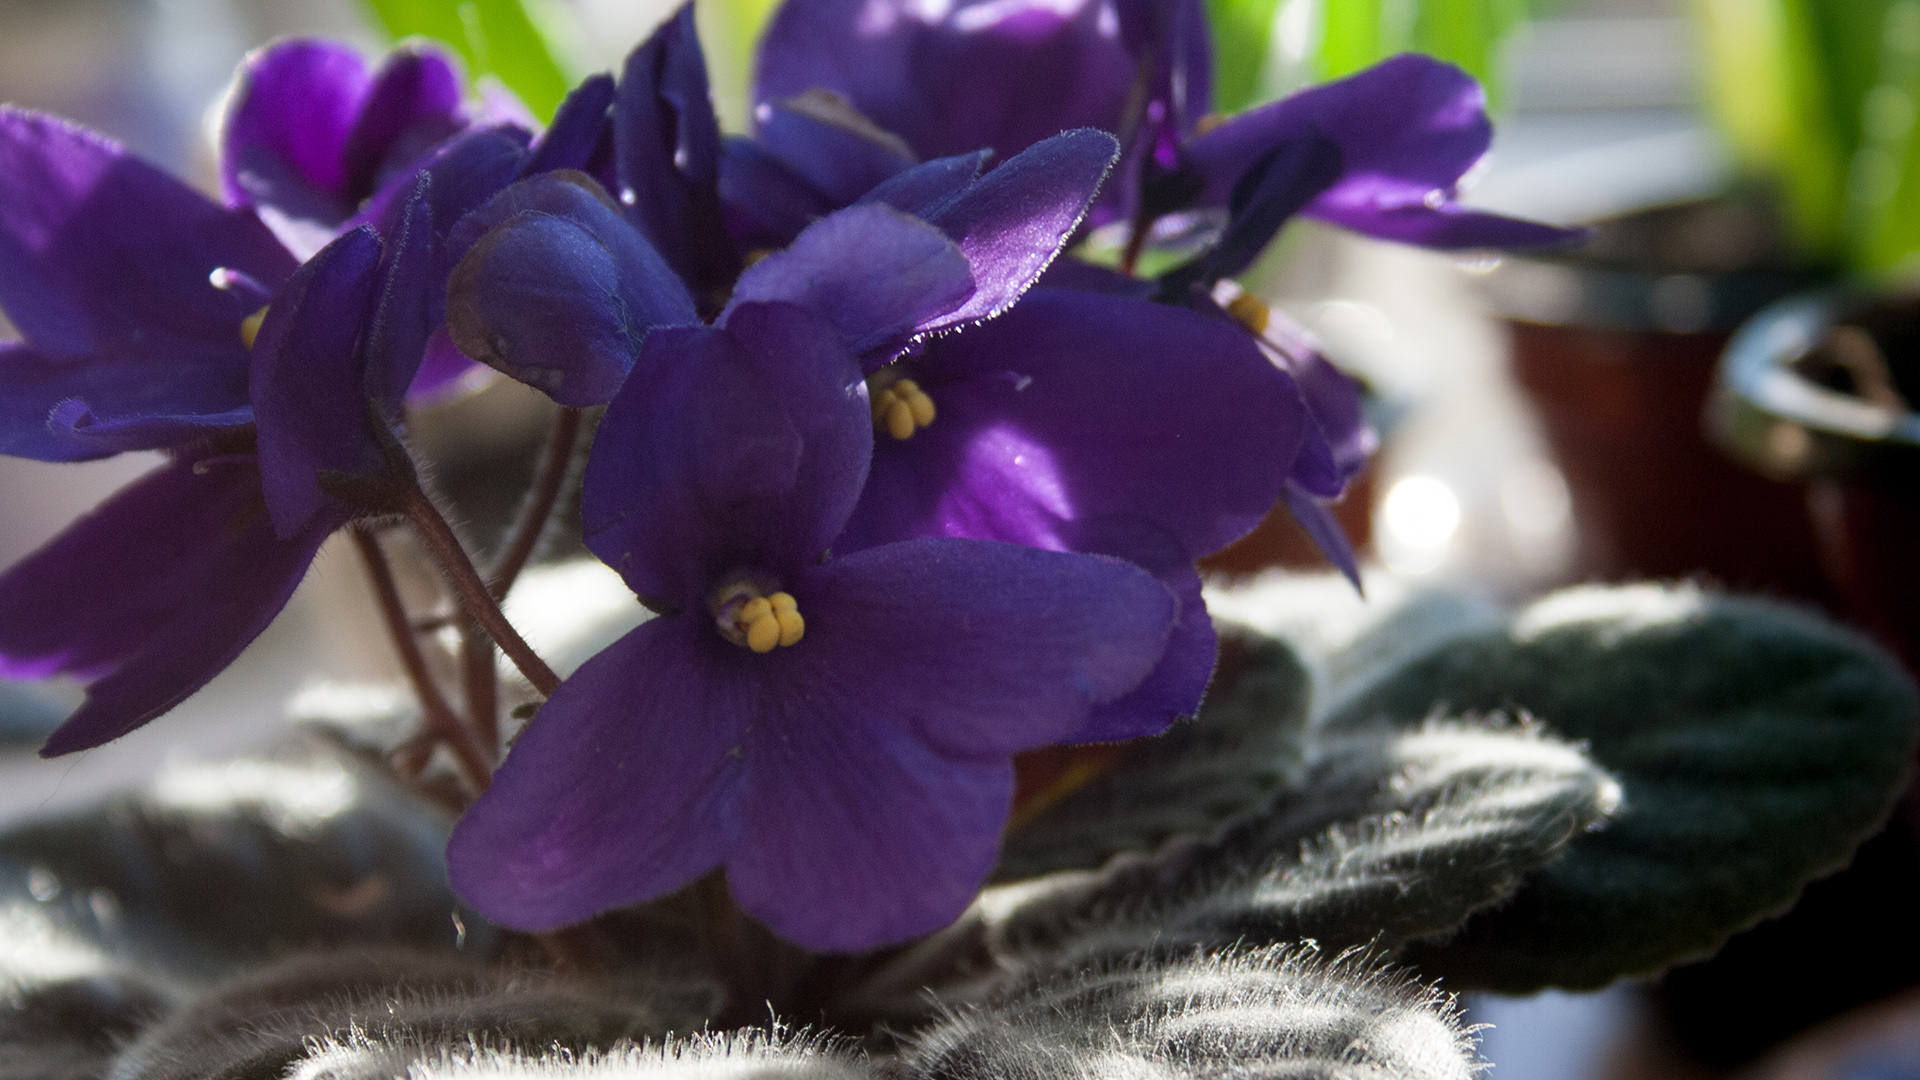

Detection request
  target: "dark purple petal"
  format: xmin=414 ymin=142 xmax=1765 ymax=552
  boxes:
xmin=857 ymin=150 xmax=990 ymax=218
xmin=363 ymin=175 xmax=437 ymax=410
xmin=755 ymin=90 xmax=915 ymax=207
xmin=1158 ymin=132 xmax=1342 ymax=293
xmin=718 ymin=135 xmax=835 ymax=250
xmin=341 ymin=44 xmax=467 ymax=206
xmin=252 ymin=227 xmax=382 ymax=537
xmin=795 ymin=536 xmax=1175 ymax=758
xmin=838 ymin=290 xmax=1305 ymax=561
xmin=616 ymin=2 xmax=737 ymax=297
xmin=1032 ymin=256 xmax=1156 ymax=297
xmin=756 ymin=0 xmax=1136 ymax=162
xmin=0 ymin=455 xmax=336 ymax=755
xmin=523 ymin=73 xmax=617 ymax=180
xmin=1181 ymin=55 xmax=1581 ymax=249
xmin=0 ymin=344 xmax=243 ymax=461
xmin=1281 ymin=480 xmax=1360 ymax=588
xmin=729 ymin=709 xmax=1014 ymax=950
xmin=219 ymin=39 xmax=369 ymax=223
xmin=0 ymin=108 xmax=294 ymax=452
xmin=723 ymin=204 xmax=974 ymax=365
xmin=407 ymin=326 xmax=491 ymax=401
xmin=45 ymin=398 xmax=253 ymax=458
xmin=1056 ymin=518 xmax=1213 ymax=743
xmin=920 ymin=129 xmax=1117 ymax=327
xmin=358 ymin=123 xmax=530 ymax=269
xmin=1264 ymin=313 xmax=1373 ymax=492
xmin=445 ymin=173 xmax=697 ymax=406
xmin=583 ymin=302 xmax=869 ymax=609
xmin=447 ymin=616 xmax=746 ymax=929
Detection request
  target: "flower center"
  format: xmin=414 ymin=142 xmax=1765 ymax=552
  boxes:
xmin=867 ymin=374 xmax=936 ymax=440
xmin=240 ymin=305 xmax=270 ymax=349
xmin=711 ymin=581 xmax=806 ymax=653
xmin=1225 ymin=293 xmax=1269 ymax=336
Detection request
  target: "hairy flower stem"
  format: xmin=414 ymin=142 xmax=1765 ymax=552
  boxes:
xmin=457 ymin=406 xmax=587 ymax=752
xmin=352 ymin=526 xmax=493 ymax=791
xmin=403 ymin=486 xmax=563 ymax=697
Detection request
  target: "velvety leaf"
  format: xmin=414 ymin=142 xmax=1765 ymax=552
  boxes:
xmin=109 ymin=950 xmax=714 ymax=1080
xmin=993 ymin=628 xmax=1313 ymax=883
xmin=277 ymin=1030 xmax=871 ymax=1080
xmin=1326 ymin=583 xmax=1920 ymax=992
xmin=904 ymin=944 xmax=1477 ymax=1080
xmin=988 ymin=717 xmax=1618 ymax=964
xmin=0 ymin=733 xmax=493 ymax=983
xmin=0 ymin=901 xmax=177 ymax=1080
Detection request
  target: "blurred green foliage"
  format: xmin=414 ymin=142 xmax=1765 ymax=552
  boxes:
xmin=359 ymin=0 xmax=573 ymax=122
xmin=1695 ymin=0 xmax=1920 ymax=272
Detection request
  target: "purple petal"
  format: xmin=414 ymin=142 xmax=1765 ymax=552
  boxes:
xmin=524 ymin=73 xmax=617 ymax=180
xmin=1158 ymin=132 xmax=1343 ymax=292
xmin=729 ymin=710 xmax=1014 ymax=950
xmin=252 ymin=227 xmax=383 ymax=537
xmin=0 ymin=108 xmax=294 ymax=451
xmin=407 ymin=327 xmax=492 ymax=401
xmin=0 ymin=343 xmax=244 ymax=461
xmin=857 ymin=150 xmax=990 ymax=218
xmin=0 ymin=455 xmax=336 ymax=755
xmin=357 ymin=124 xmax=531 ymax=269
xmin=447 ymin=617 xmax=746 ymax=929
xmin=445 ymin=173 xmax=697 ymax=406
xmin=723 ymin=203 xmax=975 ymax=365
xmin=756 ymin=0 xmax=1136 ymax=162
xmin=220 ymin=39 xmax=369 ymax=223
xmin=1056 ymin=518 xmax=1213 ymax=743
xmin=363 ymin=175 xmax=437 ymax=410
xmin=921 ymin=129 xmax=1117 ymax=327
xmin=718 ymin=135 xmax=835 ymax=250
xmin=1032 ymin=256 xmax=1156 ymax=297
xmin=583 ymin=302 xmax=870 ymax=609
xmin=1262 ymin=312 xmax=1373 ymax=493
xmin=1181 ymin=55 xmax=1581 ymax=250
xmin=755 ymin=90 xmax=915 ymax=207
xmin=341 ymin=44 xmax=467 ymax=207
xmin=45 ymin=399 xmax=253 ymax=459
xmin=838 ymin=290 xmax=1306 ymax=561
xmin=616 ymin=2 xmax=737 ymax=297
xmin=1281 ymin=479 xmax=1361 ymax=588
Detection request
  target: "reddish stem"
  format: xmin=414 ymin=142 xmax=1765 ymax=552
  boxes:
xmin=404 ymin=487 xmax=563 ymax=697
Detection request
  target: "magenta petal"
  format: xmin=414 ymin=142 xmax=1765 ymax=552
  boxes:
xmin=447 ymin=617 xmax=746 ymax=929
xmin=220 ymin=39 xmax=369 ymax=220
xmin=724 ymin=203 xmax=975 ymax=365
xmin=0 ymin=107 xmax=295 ymax=436
xmin=0 ymin=456 xmax=336 ymax=755
xmin=839 ymin=290 xmax=1305 ymax=561
xmin=729 ymin=712 xmax=1014 ymax=950
xmin=920 ymin=129 xmax=1117 ymax=328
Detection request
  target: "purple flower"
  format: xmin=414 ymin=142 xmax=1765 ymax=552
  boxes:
xmin=446 ymin=297 xmax=1176 ymax=950
xmin=220 ymin=38 xmax=518 ymax=258
xmin=0 ymin=104 xmax=432 ymax=752
xmin=755 ymin=0 xmax=1576 ymax=250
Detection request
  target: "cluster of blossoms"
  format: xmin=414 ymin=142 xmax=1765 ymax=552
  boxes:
xmin=0 ymin=0 xmax=1573 ymax=951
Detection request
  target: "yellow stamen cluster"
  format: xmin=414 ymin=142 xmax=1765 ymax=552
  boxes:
xmin=1225 ymin=293 xmax=1270 ymax=336
xmin=870 ymin=378 xmax=936 ymax=440
xmin=239 ymin=306 xmax=270 ymax=349
xmin=737 ymin=591 xmax=805 ymax=653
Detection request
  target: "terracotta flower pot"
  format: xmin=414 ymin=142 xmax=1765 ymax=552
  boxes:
xmin=1481 ymin=197 xmax=1833 ymax=603
xmin=1710 ymin=288 xmax=1920 ymax=670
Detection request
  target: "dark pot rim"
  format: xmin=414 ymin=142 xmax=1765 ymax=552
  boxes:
xmin=1709 ymin=287 xmax=1920 ymax=481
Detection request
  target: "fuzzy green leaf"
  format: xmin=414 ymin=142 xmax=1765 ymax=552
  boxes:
xmin=1328 ymin=583 xmax=1920 ymax=992
xmin=994 ymin=629 xmax=1312 ymax=883
xmin=905 ymin=944 xmax=1477 ymax=1080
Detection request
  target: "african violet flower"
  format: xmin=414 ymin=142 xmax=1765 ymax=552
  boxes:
xmin=221 ymin=38 xmax=525 ymax=259
xmin=446 ymin=294 xmax=1177 ymax=950
xmin=0 ymin=100 xmax=435 ymax=753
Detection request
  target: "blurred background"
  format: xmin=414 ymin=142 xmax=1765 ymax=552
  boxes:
xmin=5 ymin=0 xmax=1920 ymax=1077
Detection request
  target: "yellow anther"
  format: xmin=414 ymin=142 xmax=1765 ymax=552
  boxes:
xmin=239 ymin=306 xmax=269 ymax=349
xmin=744 ymin=613 xmax=782 ymax=653
xmin=867 ymin=375 xmax=937 ymax=439
xmin=885 ymin=398 xmax=917 ymax=440
xmin=739 ymin=596 xmax=773 ymax=625
xmin=1225 ymin=293 xmax=1270 ymax=336
xmin=769 ymin=592 xmax=805 ymax=646
xmin=769 ymin=592 xmax=798 ymax=613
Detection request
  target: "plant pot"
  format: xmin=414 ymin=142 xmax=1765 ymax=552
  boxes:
xmin=1710 ymin=287 xmax=1920 ymax=670
xmin=1481 ymin=197 xmax=1833 ymax=603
